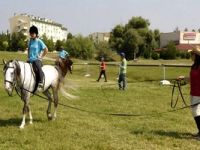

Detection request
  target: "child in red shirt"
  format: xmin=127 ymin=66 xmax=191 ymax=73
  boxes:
xmin=97 ymin=57 xmax=107 ymax=82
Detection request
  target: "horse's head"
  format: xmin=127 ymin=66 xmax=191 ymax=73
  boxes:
xmin=66 ymin=58 xmax=73 ymax=74
xmin=3 ymin=60 xmax=20 ymax=96
xmin=55 ymin=58 xmax=73 ymax=76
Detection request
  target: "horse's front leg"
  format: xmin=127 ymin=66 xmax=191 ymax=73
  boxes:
xmin=20 ymin=92 xmax=31 ymax=129
xmin=20 ymin=101 xmax=28 ymax=129
xmin=52 ymin=87 xmax=59 ymax=120
xmin=43 ymin=90 xmax=53 ymax=120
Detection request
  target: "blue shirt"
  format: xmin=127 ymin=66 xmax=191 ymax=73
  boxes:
xmin=59 ymin=50 xmax=69 ymax=59
xmin=28 ymin=38 xmax=47 ymax=63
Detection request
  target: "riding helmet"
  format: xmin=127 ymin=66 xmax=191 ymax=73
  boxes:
xmin=29 ymin=25 xmax=38 ymax=35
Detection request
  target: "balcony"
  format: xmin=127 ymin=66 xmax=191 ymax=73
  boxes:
xmin=17 ymin=26 xmax=28 ymax=32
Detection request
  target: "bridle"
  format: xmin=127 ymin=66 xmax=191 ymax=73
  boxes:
xmin=3 ymin=63 xmax=17 ymax=96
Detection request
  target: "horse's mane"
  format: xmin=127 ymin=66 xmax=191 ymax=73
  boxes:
xmin=3 ymin=60 xmax=21 ymax=77
xmin=55 ymin=58 xmax=72 ymax=77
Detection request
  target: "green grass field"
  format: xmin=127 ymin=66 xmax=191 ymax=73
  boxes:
xmin=0 ymin=52 xmax=200 ymax=150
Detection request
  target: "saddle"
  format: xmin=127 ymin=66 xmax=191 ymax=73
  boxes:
xmin=29 ymin=62 xmax=45 ymax=93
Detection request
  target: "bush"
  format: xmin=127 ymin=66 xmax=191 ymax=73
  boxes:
xmin=151 ymin=52 xmax=159 ymax=60
xmin=143 ymin=49 xmax=150 ymax=59
xmin=176 ymin=51 xmax=180 ymax=57
xmin=160 ymin=42 xmax=177 ymax=60
xmin=185 ymin=52 xmax=190 ymax=59
xmin=94 ymin=41 xmax=115 ymax=61
xmin=65 ymin=35 xmax=95 ymax=60
xmin=180 ymin=52 xmax=186 ymax=59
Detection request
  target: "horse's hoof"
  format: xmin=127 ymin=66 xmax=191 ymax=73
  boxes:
xmin=48 ymin=116 xmax=52 ymax=120
xmin=48 ymin=117 xmax=52 ymax=121
xmin=29 ymin=121 xmax=33 ymax=125
xmin=47 ymin=114 xmax=52 ymax=120
xmin=19 ymin=125 xmax=24 ymax=129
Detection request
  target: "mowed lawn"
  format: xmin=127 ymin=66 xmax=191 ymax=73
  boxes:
xmin=0 ymin=51 xmax=200 ymax=150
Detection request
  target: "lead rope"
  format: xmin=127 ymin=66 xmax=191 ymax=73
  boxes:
xmin=171 ymin=79 xmax=188 ymax=108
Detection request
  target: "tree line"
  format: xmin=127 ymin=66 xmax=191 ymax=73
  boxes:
xmin=0 ymin=16 xmax=191 ymax=60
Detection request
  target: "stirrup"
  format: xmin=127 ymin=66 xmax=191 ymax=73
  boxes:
xmin=38 ymin=82 xmax=44 ymax=89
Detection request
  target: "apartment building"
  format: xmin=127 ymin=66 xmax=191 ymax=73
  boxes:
xmin=9 ymin=13 xmax=68 ymax=42
xmin=89 ymin=32 xmax=110 ymax=43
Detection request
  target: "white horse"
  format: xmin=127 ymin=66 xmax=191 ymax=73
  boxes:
xmin=3 ymin=58 xmax=73 ymax=129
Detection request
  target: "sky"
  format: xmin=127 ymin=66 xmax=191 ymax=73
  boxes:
xmin=0 ymin=0 xmax=200 ymax=36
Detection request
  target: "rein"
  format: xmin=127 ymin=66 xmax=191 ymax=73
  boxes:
xmin=4 ymin=61 xmax=200 ymax=117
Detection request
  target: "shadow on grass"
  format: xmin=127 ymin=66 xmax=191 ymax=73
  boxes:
xmin=131 ymin=129 xmax=194 ymax=139
xmin=0 ymin=118 xmax=43 ymax=127
xmin=151 ymin=130 xmax=193 ymax=139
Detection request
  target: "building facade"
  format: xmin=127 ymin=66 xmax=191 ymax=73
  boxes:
xmin=160 ymin=31 xmax=200 ymax=51
xmin=9 ymin=13 xmax=68 ymax=42
xmin=89 ymin=32 xmax=110 ymax=43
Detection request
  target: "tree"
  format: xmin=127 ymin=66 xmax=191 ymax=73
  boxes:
xmin=18 ymin=39 xmax=26 ymax=51
xmin=160 ymin=41 xmax=177 ymax=60
xmin=0 ymin=32 xmax=10 ymax=51
xmin=123 ymin=28 xmax=143 ymax=60
xmin=125 ymin=16 xmax=150 ymax=29
xmin=109 ymin=16 xmax=157 ymax=60
xmin=55 ymin=40 xmax=65 ymax=51
xmin=66 ymin=35 xmax=95 ymax=60
xmin=41 ymin=34 xmax=54 ymax=52
xmin=153 ymin=29 xmax=160 ymax=48
xmin=10 ymin=32 xmax=26 ymax=51
xmin=109 ymin=24 xmax=125 ymax=52
xmin=94 ymin=41 xmax=114 ymax=61
xmin=67 ymin=32 xmax=73 ymax=40
xmin=2 ymin=41 xmax=9 ymax=50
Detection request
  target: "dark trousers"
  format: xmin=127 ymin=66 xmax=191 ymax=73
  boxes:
xmin=194 ymin=116 xmax=200 ymax=133
xmin=118 ymin=73 xmax=126 ymax=89
xmin=97 ymin=70 xmax=107 ymax=81
xmin=32 ymin=60 xmax=43 ymax=83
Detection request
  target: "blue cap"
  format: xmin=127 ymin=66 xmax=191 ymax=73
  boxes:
xmin=120 ymin=52 xmax=125 ymax=57
xmin=59 ymin=50 xmax=69 ymax=59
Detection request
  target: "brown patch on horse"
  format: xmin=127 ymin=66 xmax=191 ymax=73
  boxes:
xmin=55 ymin=58 xmax=73 ymax=77
xmin=55 ymin=58 xmax=73 ymax=90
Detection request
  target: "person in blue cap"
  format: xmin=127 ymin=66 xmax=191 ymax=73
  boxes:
xmin=55 ymin=47 xmax=73 ymax=75
xmin=59 ymin=47 xmax=69 ymax=59
xmin=27 ymin=25 xmax=48 ymax=89
xmin=118 ymin=52 xmax=127 ymax=90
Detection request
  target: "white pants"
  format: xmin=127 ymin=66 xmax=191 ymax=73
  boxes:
xmin=191 ymin=96 xmax=200 ymax=117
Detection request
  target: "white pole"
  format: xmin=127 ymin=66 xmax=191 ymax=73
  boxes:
xmin=84 ymin=62 xmax=90 ymax=77
xmin=163 ymin=65 xmax=166 ymax=80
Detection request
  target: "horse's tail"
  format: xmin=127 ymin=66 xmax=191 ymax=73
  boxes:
xmin=60 ymin=87 xmax=79 ymax=100
xmin=55 ymin=66 xmax=78 ymax=100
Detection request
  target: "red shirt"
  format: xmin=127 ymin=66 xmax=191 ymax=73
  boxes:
xmin=100 ymin=62 xmax=106 ymax=70
xmin=190 ymin=67 xmax=200 ymax=96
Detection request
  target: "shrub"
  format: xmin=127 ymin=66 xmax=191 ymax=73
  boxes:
xmin=185 ymin=52 xmax=190 ymax=59
xmin=151 ymin=52 xmax=159 ymax=60
xmin=160 ymin=42 xmax=177 ymax=60
xmin=143 ymin=49 xmax=150 ymax=59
